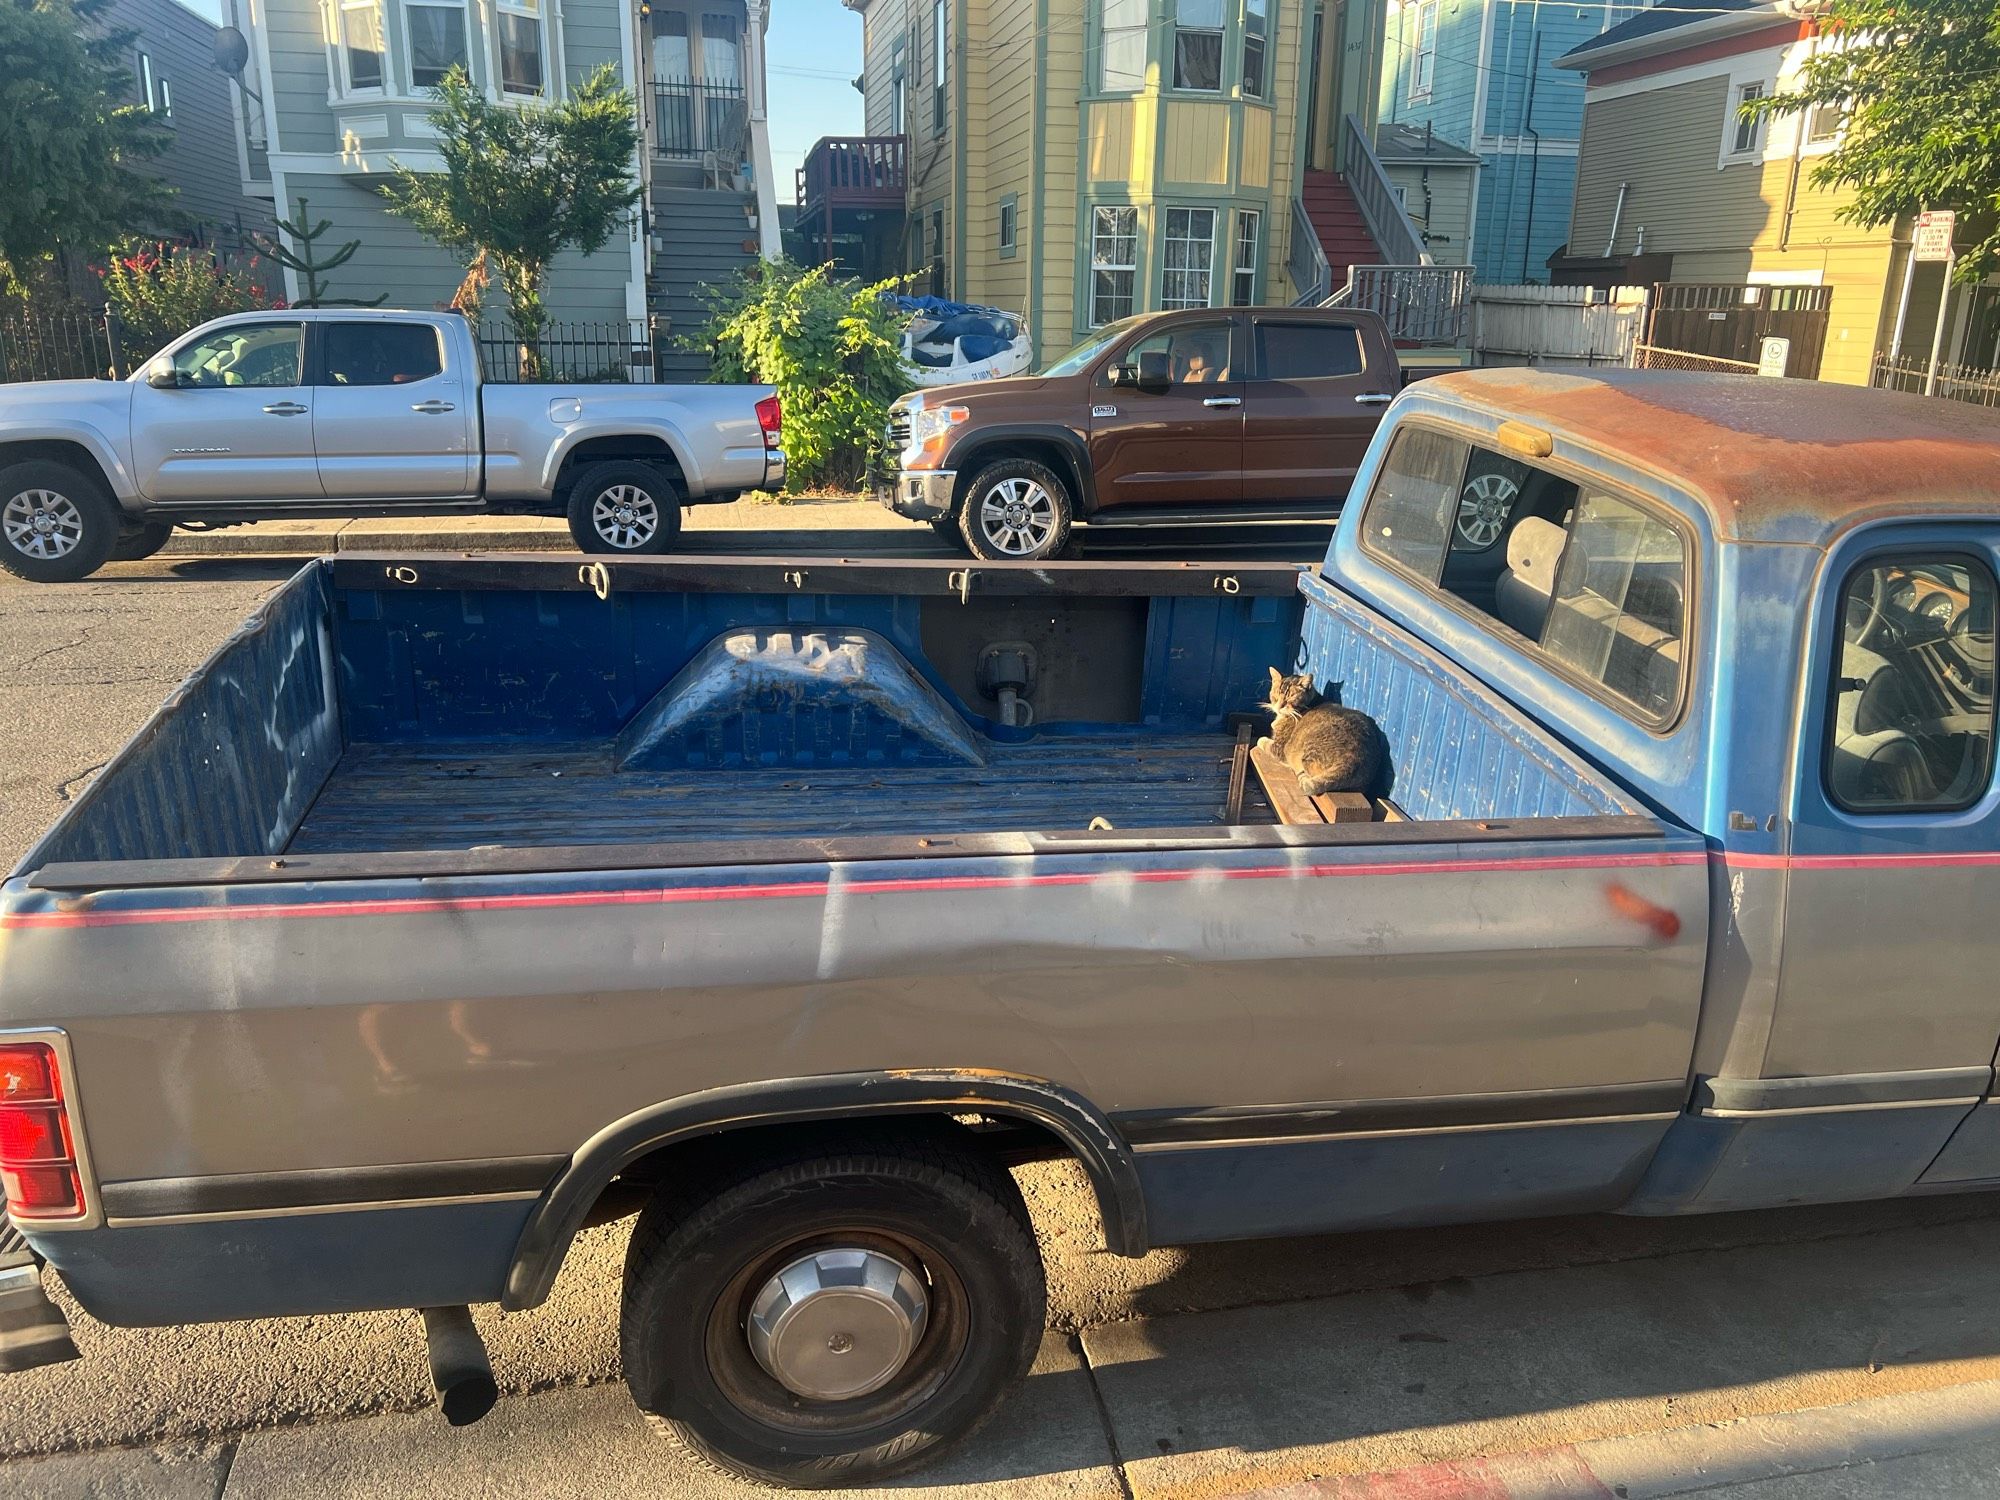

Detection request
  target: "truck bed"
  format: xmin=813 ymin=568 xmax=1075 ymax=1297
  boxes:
xmin=290 ymin=733 xmax=1271 ymax=853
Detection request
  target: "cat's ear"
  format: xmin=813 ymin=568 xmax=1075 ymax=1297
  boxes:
xmin=1268 ymin=666 xmax=1283 ymax=691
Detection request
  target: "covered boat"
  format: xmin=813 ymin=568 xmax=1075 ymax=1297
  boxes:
xmin=894 ymin=296 xmax=1031 ymax=386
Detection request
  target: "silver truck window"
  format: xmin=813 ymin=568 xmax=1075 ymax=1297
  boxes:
xmin=1359 ymin=425 xmax=1462 ymax=582
xmin=1827 ymin=556 xmax=1996 ymax=812
xmin=173 ymin=322 xmax=304 ymax=388
xmin=1539 ymin=492 xmax=1687 ymax=722
xmin=323 ymin=322 xmax=444 ymax=386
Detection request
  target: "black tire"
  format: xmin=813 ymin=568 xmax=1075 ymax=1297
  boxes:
xmin=110 ymin=522 xmax=174 ymax=564
xmin=565 ymin=460 xmax=684 ymax=555
xmin=957 ymin=457 xmax=1073 ymax=562
xmin=0 ymin=461 xmax=120 ymax=583
xmin=621 ymin=1140 xmax=1045 ymax=1488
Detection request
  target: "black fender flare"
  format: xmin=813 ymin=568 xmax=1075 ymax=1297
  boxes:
xmin=501 ymin=1068 xmax=1148 ymax=1310
xmin=946 ymin=425 xmax=1098 ymax=515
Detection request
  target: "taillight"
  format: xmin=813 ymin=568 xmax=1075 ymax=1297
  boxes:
xmin=0 ymin=1043 xmax=83 ymax=1220
xmin=756 ymin=394 xmax=782 ymax=446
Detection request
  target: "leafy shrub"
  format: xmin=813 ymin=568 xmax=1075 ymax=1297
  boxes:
xmin=99 ymin=242 xmax=278 ymax=356
xmin=694 ymin=260 xmax=906 ymax=492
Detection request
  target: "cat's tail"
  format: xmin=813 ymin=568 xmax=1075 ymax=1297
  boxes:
xmin=1297 ymin=769 xmax=1367 ymax=796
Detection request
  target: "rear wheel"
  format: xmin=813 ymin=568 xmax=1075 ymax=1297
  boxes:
xmin=621 ymin=1140 xmax=1045 ymax=1487
xmin=958 ymin=458 xmax=1073 ymax=563
xmin=0 ymin=462 xmax=119 ymax=583
xmin=566 ymin=460 xmax=684 ymax=555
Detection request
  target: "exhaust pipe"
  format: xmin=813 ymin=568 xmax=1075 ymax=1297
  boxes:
xmin=420 ymin=1305 xmax=498 ymax=1426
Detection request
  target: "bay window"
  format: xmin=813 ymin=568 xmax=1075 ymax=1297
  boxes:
xmin=338 ymin=0 xmax=385 ymax=92
xmin=1172 ymin=0 xmax=1222 ymax=90
xmin=1090 ymin=205 xmax=1138 ymax=326
xmin=497 ymin=0 xmax=546 ymax=96
xmin=1162 ymin=207 xmax=1216 ymax=309
xmin=407 ymin=0 xmax=469 ymax=89
xmin=1231 ymin=209 xmax=1260 ymax=306
xmin=1242 ymin=0 xmax=1267 ymax=97
xmin=1099 ymin=0 xmax=1147 ymax=92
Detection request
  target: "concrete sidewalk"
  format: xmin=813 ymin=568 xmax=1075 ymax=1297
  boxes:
xmin=156 ymin=496 xmax=906 ymax=557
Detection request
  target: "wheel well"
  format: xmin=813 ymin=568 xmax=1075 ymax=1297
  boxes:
xmin=555 ymin=437 xmax=688 ymax=500
xmin=0 ymin=440 xmax=117 ymax=498
xmin=952 ymin=441 xmax=1087 ymax=517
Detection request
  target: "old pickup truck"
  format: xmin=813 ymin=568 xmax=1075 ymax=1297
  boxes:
xmin=0 ymin=308 xmax=783 ymax=582
xmin=5 ymin=371 xmax=1999 ymax=1485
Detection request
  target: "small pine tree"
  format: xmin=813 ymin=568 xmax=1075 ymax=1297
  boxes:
xmin=249 ymin=198 xmax=386 ymax=308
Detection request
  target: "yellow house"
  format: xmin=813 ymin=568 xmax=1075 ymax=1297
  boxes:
xmin=1554 ymin=0 xmax=1950 ymax=388
xmin=810 ymin=0 xmax=1403 ymax=362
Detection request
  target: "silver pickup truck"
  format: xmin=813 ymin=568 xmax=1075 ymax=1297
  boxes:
xmin=0 ymin=309 xmax=783 ymax=582
xmin=7 ymin=371 xmax=2000 ymax=1487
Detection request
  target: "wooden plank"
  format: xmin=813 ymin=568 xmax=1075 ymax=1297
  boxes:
xmin=1250 ymin=743 xmax=1325 ymax=826
xmin=1376 ymin=798 xmax=1410 ymax=823
xmin=1311 ymin=791 xmax=1375 ymax=824
xmin=1224 ymin=723 xmax=1252 ymax=824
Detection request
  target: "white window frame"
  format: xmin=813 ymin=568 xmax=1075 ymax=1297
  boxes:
xmin=1410 ymin=0 xmax=1437 ymax=100
xmin=495 ymin=0 xmax=549 ymax=98
xmin=1802 ymin=96 xmax=1848 ymax=154
xmin=334 ymin=0 xmax=387 ymax=96
xmin=1724 ymin=78 xmax=1769 ymax=161
xmin=1241 ymin=0 xmax=1268 ymax=99
xmin=405 ymin=0 xmax=471 ymax=92
xmin=890 ymin=37 xmax=906 ymax=135
xmin=1160 ymin=205 xmax=1219 ymax=310
xmin=158 ymin=75 xmax=173 ymax=117
xmin=932 ymin=0 xmax=947 ymax=135
xmin=998 ymin=194 xmax=1018 ymax=257
xmin=1089 ymin=204 xmax=1139 ymax=328
xmin=1098 ymin=0 xmax=1148 ymax=94
xmin=1231 ymin=209 xmax=1260 ymax=306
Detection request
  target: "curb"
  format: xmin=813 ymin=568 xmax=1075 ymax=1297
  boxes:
xmin=161 ymin=528 xmax=575 ymax=557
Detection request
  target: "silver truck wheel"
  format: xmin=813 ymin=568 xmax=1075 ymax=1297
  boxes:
xmin=566 ymin=460 xmax=684 ymax=556
xmin=959 ymin=458 xmax=1074 ymax=562
xmin=0 ymin=462 xmax=119 ymax=583
xmin=621 ymin=1139 xmax=1044 ymax=1487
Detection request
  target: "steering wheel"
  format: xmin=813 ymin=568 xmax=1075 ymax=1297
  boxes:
xmin=1844 ymin=568 xmax=1889 ymax=649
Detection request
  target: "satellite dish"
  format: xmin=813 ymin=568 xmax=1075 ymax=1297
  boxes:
xmin=213 ymin=26 xmax=251 ymax=76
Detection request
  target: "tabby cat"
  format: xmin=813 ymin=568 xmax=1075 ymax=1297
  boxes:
xmin=1260 ymin=669 xmax=1389 ymax=796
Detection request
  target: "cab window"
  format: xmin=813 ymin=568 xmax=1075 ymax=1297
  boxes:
xmin=323 ymin=322 xmax=444 ymax=386
xmin=1251 ymin=321 xmax=1363 ymax=381
xmin=1103 ymin=319 xmax=1234 ymax=385
xmin=1358 ymin=424 xmax=1689 ymax=724
xmin=1826 ymin=556 xmax=1996 ymax=811
xmin=171 ymin=322 xmax=305 ymax=388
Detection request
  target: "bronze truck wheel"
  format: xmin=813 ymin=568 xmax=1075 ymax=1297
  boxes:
xmin=958 ymin=458 xmax=1073 ymax=562
xmin=620 ymin=1141 xmax=1044 ymax=1488
xmin=0 ymin=461 xmax=120 ymax=583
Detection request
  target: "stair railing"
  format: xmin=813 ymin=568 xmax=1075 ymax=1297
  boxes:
xmin=1337 ymin=264 xmax=1476 ymax=344
xmin=1288 ymin=195 xmax=1333 ymax=306
xmin=1339 ymin=113 xmax=1431 ymax=271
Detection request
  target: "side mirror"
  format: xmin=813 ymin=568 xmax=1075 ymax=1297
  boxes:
xmin=145 ymin=356 xmax=181 ymax=390
xmin=1108 ymin=363 xmax=1136 ymax=388
xmin=1134 ymin=350 xmax=1172 ymax=391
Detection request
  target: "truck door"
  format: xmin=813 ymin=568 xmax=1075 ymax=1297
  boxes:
xmin=1088 ymin=316 xmax=1243 ymax=510
xmin=1771 ymin=535 xmax=2000 ymax=1193
xmin=313 ymin=320 xmax=476 ymax=499
xmin=1238 ymin=314 xmax=1390 ymax=508
xmin=129 ymin=319 xmax=322 ymax=501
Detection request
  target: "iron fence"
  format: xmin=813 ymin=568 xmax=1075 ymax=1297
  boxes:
xmin=0 ymin=309 xmax=131 ymax=383
xmin=1872 ymin=352 xmax=2000 ymax=408
xmin=1630 ymin=343 xmax=1760 ymax=375
xmin=653 ymin=77 xmax=749 ymax=161
xmin=475 ymin=317 xmax=662 ymax=383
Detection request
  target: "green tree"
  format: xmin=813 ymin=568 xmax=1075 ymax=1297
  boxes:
xmin=0 ymin=0 xmax=170 ymax=294
xmin=1757 ymin=0 xmax=2000 ymax=281
xmin=697 ymin=260 xmax=907 ymax=492
xmin=99 ymin=242 xmax=274 ymax=354
xmin=380 ymin=65 xmax=641 ymax=377
xmin=249 ymin=197 xmax=386 ymax=308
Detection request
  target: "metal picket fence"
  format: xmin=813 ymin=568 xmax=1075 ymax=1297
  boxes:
xmin=1872 ymin=352 xmax=2000 ymax=408
xmin=475 ymin=318 xmax=664 ymax=383
xmin=0 ymin=309 xmax=132 ymax=383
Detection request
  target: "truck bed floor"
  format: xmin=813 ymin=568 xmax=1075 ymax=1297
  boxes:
xmin=286 ymin=733 xmax=1273 ymax=854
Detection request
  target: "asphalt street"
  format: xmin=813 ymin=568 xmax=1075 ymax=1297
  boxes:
xmin=6 ymin=544 xmax=2000 ymax=1494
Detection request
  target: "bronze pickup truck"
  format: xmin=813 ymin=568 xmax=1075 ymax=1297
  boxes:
xmin=877 ymin=306 xmax=1402 ymax=560
xmin=8 ymin=371 xmax=2000 ymax=1488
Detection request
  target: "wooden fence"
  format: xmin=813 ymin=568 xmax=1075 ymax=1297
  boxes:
xmin=1469 ymin=284 xmax=1648 ymax=370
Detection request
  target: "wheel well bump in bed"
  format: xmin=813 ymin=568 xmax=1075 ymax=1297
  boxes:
xmin=500 ymin=1069 xmax=1147 ymax=1311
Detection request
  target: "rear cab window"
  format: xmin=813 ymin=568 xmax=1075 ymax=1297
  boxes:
xmin=321 ymin=321 xmax=446 ymax=387
xmin=1358 ymin=424 xmax=1691 ymax=726
xmin=1250 ymin=321 xmax=1365 ymax=381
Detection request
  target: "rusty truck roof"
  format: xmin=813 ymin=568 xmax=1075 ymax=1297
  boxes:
xmin=1417 ymin=368 xmax=2000 ymax=546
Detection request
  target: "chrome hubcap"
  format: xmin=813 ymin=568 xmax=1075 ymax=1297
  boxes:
xmin=591 ymin=484 xmax=659 ymax=549
xmin=745 ymin=1247 xmax=930 ymax=1401
xmin=1456 ymin=473 xmax=1518 ymax=549
xmin=978 ymin=478 xmax=1055 ymax=556
xmin=3 ymin=490 xmax=84 ymax=560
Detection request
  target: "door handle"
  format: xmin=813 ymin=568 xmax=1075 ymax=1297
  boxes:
xmin=262 ymin=401 xmax=309 ymax=416
xmin=1202 ymin=396 xmax=1242 ymax=409
xmin=411 ymin=401 xmax=457 ymax=414
xmin=1354 ymin=392 xmax=1395 ymax=407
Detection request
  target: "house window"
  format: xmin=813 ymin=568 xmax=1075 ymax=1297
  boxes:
xmin=703 ymin=12 xmax=742 ymax=86
xmin=930 ymin=207 xmax=946 ymax=295
xmin=1410 ymin=0 xmax=1436 ymax=98
xmin=1805 ymin=98 xmax=1848 ymax=146
xmin=407 ymin=0 xmax=469 ymax=89
xmin=497 ymin=0 xmax=546 ymax=96
xmin=1731 ymin=81 xmax=1766 ymax=155
xmin=932 ymin=0 xmax=948 ymax=134
xmin=1242 ymin=0 xmax=1268 ymax=98
xmin=999 ymin=194 xmax=1018 ymax=258
xmin=337 ymin=0 xmax=384 ymax=92
xmin=1100 ymin=0 xmax=1147 ymax=92
xmin=1231 ymin=209 xmax=1260 ymax=305
xmin=1162 ymin=207 xmax=1217 ymax=309
xmin=158 ymin=76 xmax=173 ymax=117
xmin=1173 ymin=0 xmax=1223 ymax=91
xmin=1090 ymin=205 xmax=1138 ymax=326
xmin=890 ymin=39 xmax=906 ymax=134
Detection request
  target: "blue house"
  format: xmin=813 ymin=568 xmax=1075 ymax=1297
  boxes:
xmin=1378 ymin=0 xmax=1644 ymax=281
